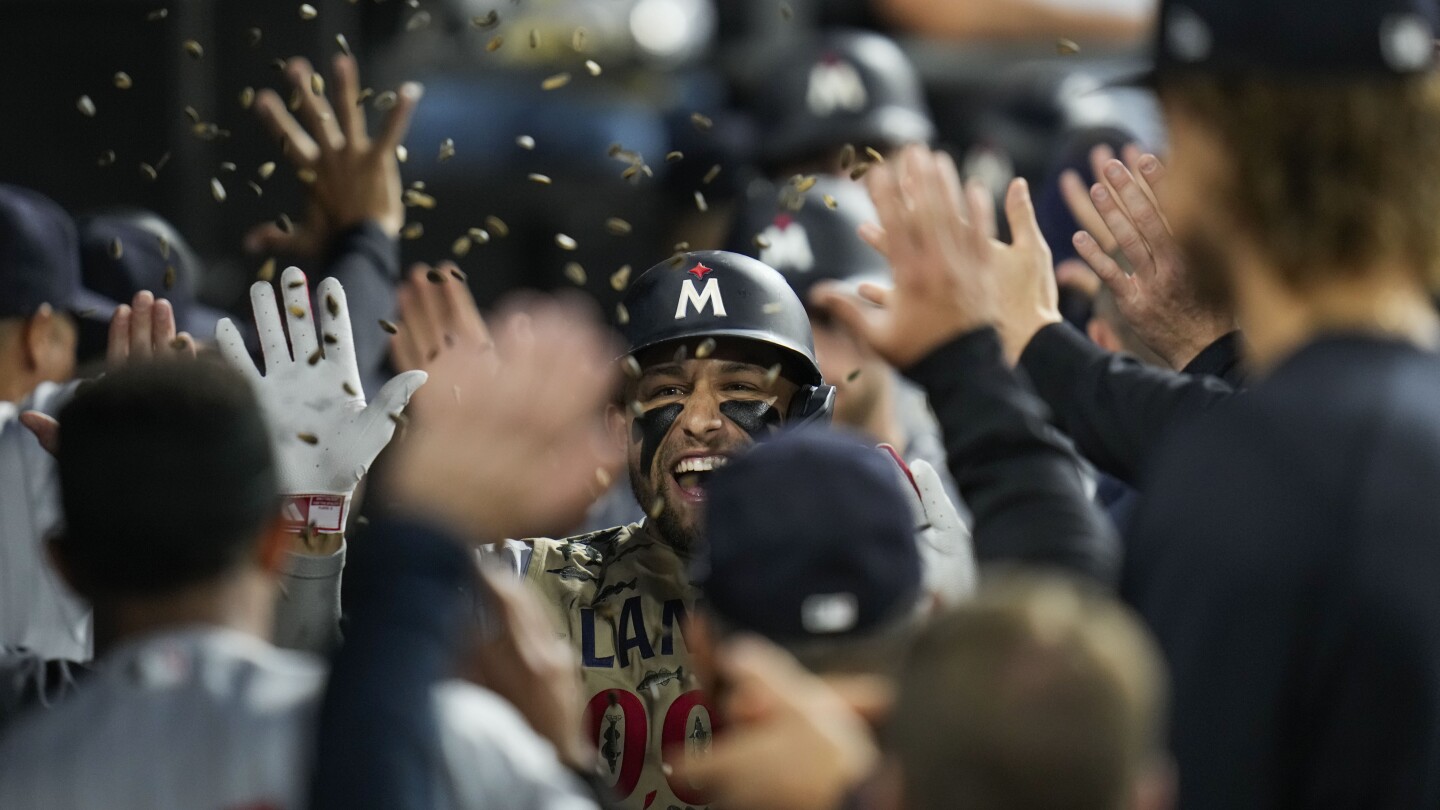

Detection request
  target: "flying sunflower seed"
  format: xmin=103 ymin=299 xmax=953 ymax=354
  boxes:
xmin=395 ymin=144 xmax=408 ymax=162
xmin=247 ymin=27 xmax=262 ymax=47
xmin=147 ymin=8 xmax=167 ymax=21
xmin=335 ymin=33 xmax=351 ymax=56
xmin=287 ymin=87 xmax=302 ymax=111
xmin=357 ymin=88 xmax=374 ymax=105
xmin=595 ymin=467 xmax=612 ymax=488
xmin=605 ymin=217 xmax=632 ymax=236
xmin=622 ymin=355 xmax=642 ymax=378
xmin=621 ymin=164 xmax=640 ymax=181
xmin=109 ymin=238 xmax=123 ymax=259
xmin=529 ymin=28 xmax=540 ymax=48
xmin=629 ymin=400 xmax=645 ymax=419
xmin=616 ymin=302 xmax=629 ymax=325
xmin=702 ymin=164 xmax=722 ymax=184
xmin=97 ymin=150 xmax=116 ymax=167
xmin=485 ymin=216 xmax=509 ymax=237
xmin=169 ymin=336 xmax=187 ymax=350
xmin=164 ymin=265 xmax=176 ymax=289
xmin=762 ymin=302 xmax=784 ymax=314
xmin=486 ymin=34 xmax=504 ymax=51
xmin=258 ymin=258 xmax=276 ymax=281
xmin=452 ymin=236 xmax=472 ymax=257
xmin=270 ymin=213 xmax=290 ymax=233
xmin=690 ymin=112 xmax=713 ymax=131
xmin=299 ymin=3 xmax=317 ymax=20
xmin=287 ymin=305 xmax=305 ymax=319
xmin=585 ymin=59 xmax=602 ymax=76
xmin=646 ymin=496 xmax=665 ymax=519
xmin=564 ymin=262 xmax=586 ymax=285
xmin=607 ymin=142 xmax=624 ymax=158
xmin=779 ymin=0 xmax=793 ymax=20
xmin=695 ymin=338 xmax=716 ymax=358
xmin=379 ymin=319 xmax=399 ymax=334
xmin=794 ymin=174 xmax=817 ymax=193
xmin=286 ymin=278 xmax=304 ymax=289
xmin=402 ymin=222 xmax=423 ymax=239
xmin=258 ymin=161 xmax=276 ymax=179
xmin=1056 ymin=37 xmax=1080 ymax=55
xmin=76 ymin=96 xmax=96 ymax=117
xmin=403 ymin=190 xmax=437 ymax=209
xmin=846 ymin=368 xmax=862 ymax=382
xmin=516 ymin=134 xmax=535 ymax=150
xmin=247 ymin=181 xmax=263 ymax=196
xmin=343 ymin=382 xmax=357 ymax=396
xmin=308 ymin=348 xmax=324 ymax=365
xmin=210 ymin=178 xmax=226 ymax=202
xmin=849 ymin=161 xmax=871 ymax=181
xmin=572 ymin=27 xmax=588 ymax=52
xmin=317 ymin=295 xmax=334 ymax=319
xmin=374 ymin=90 xmax=398 ymax=111
xmin=310 ymin=73 xmax=325 ymax=95
xmin=823 ymin=194 xmax=837 ymax=209
xmin=182 ymin=105 xmax=200 ymax=124
xmin=665 ymin=151 xmax=683 ymax=163
xmin=672 ymin=344 xmax=688 ymax=362
xmin=528 ymin=173 xmax=552 ymax=185
xmin=467 ymin=227 xmax=490 ymax=244
xmin=297 ymin=168 xmax=317 ymax=184
xmin=610 ymin=265 xmax=632 ymax=291
xmin=437 ymin=138 xmax=455 ymax=161
xmin=693 ymin=191 xmax=707 ymax=212
xmin=764 ymin=363 xmax=782 ymax=385
xmin=839 ymin=143 xmax=856 ymax=170
xmin=752 ymin=233 xmax=772 ymax=249
xmin=270 ymin=58 xmax=287 ymax=72
xmin=864 ymin=146 xmax=885 ymax=163
xmin=183 ymin=40 xmax=203 ymax=59
xmin=426 ymin=268 xmax=444 ymax=284
xmin=450 ymin=267 xmax=468 ymax=282
xmin=541 ymin=72 xmax=571 ymax=91
xmin=114 ymin=72 xmax=133 ymax=90
xmin=405 ymin=11 xmax=431 ymax=31
xmin=297 ymin=432 xmax=319 ymax=445
xmin=471 ymin=10 xmax=498 ymax=28
xmin=239 ymin=87 xmax=255 ymax=108
xmin=674 ymin=241 xmax=691 ymax=252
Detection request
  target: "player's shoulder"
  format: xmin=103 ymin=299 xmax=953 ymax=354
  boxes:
xmin=527 ymin=522 xmax=643 ymax=563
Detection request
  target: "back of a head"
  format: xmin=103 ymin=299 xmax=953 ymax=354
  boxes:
xmin=56 ymin=358 xmax=278 ymax=599
xmin=892 ymin=574 xmax=1167 ymax=810
xmin=697 ymin=428 xmax=922 ymax=675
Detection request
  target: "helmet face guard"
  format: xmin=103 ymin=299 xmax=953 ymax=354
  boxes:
xmin=621 ymin=250 xmax=835 ymax=426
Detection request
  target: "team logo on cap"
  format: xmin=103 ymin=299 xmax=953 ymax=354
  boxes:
xmin=806 ymin=55 xmax=868 ymax=116
xmin=758 ymin=215 xmax=815 ymax=273
xmin=676 ymin=263 xmax=726 ymax=319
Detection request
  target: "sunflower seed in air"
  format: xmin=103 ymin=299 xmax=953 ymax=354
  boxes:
xmin=183 ymin=40 xmax=203 ymax=59
xmin=585 ymin=60 xmax=602 ymax=76
xmin=308 ymin=348 xmax=324 ymax=365
xmin=846 ymin=368 xmax=862 ymax=382
xmin=695 ymin=338 xmax=717 ymax=359
xmin=287 ymin=88 xmax=302 ymax=111
xmin=839 ymin=143 xmax=856 ymax=170
xmin=98 ymin=150 xmax=116 ymax=167
xmin=864 ymin=146 xmax=885 ymax=163
xmin=622 ymin=355 xmax=642 ymax=378
xmin=452 ymin=236 xmax=472 ymax=257
xmin=311 ymin=73 xmax=325 ymax=95
xmin=693 ymin=191 xmax=707 ymax=212
xmin=672 ymin=343 xmax=688 ymax=362
xmin=170 ymin=336 xmax=187 ymax=350
xmin=297 ymin=432 xmax=319 ymax=445
xmin=335 ymin=34 xmax=351 ymax=56
xmin=486 ymin=35 xmax=504 ymax=51
xmin=702 ymin=164 xmax=721 ymax=184
xmin=616 ymin=302 xmax=629 ymax=324
xmin=76 ymin=96 xmax=96 ymax=117
xmin=395 ymin=144 xmax=408 ymax=163
xmin=1056 ymin=38 xmax=1080 ymax=55
xmin=485 ymin=215 xmax=509 ymax=236
xmin=297 ymin=168 xmax=317 ymax=184
xmin=147 ymin=8 xmax=168 ymax=21
xmin=471 ymin=10 xmax=498 ymax=28
xmin=762 ymin=302 xmax=784 ymax=314
xmin=610 ymin=265 xmax=632 ymax=291
xmin=572 ymin=27 xmax=588 ymax=51
xmin=210 ymin=178 xmax=226 ymax=202
xmin=605 ymin=218 xmax=632 ymax=236
xmin=438 ymin=138 xmax=455 ymax=161
xmin=823 ymin=194 xmax=837 ymax=209
xmin=343 ymin=382 xmax=357 ymax=396
xmin=357 ymin=88 xmax=374 ymax=106
xmin=629 ymin=400 xmax=645 ymax=418
xmin=541 ymin=72 xmax=571 ymax=91
xmin=647 ymin=497 xmax=665 ymax=519
xmin=405 ymin=11 xmax=430 ymax=31
xmin=164 ymin=265 xmax=176 ymax=289
xmin=516 ymin=134 xmax=535 ymax=150
xmin=109 ymin=238 xmax=123 ymax=259
xmin=528 ymin=173 xmax=551 ymax=185
xmin=690 ymin=112 xmax=713 ymax=131
xmin=247 ymin=27 xmax=262 ymax=46
xmin=258 ymin=258 xmax=276 ymax=281
xmin=402 ymin=189 xmax=436 ymax=208
xmin=794 ymin=174 xmax=817 ymax=193
xmin=564 ymin=262 xmax=586 ymax=285
xmin=286 ymin=305 xmax=304 ymax=319
xmin=426 ymin=268 xmax=444 ymax=284
xmin=764 ymin=363 xmax=782 ymax=385
xmin=595 ymin=467 xmax=612 ymax=488
xmin=299 ymin=4 xmax=318 ymax=20
xmin=374 ymin=90 xmax=398 ymax=111
xmin=529 ymin=28 xmax=540 ymax=48
xmin=665 ymin=151 xmax=683 ymax=163
xmin=277 ymin=213 xmax=293 ymax=233
xmin=113 ymin=72 xmax=132 ymax=90
xmin=239 ymin=87 xmax=255 ymax=108
xmin=247 ymin=181 xmax=263 ymax=196
xmin=849 ymin=162 xmax=871 ymax=181
xmin=467 ymin=227 xmax=490 ymax=244
xmin=378 ymin=319 xmax=399 ymax=334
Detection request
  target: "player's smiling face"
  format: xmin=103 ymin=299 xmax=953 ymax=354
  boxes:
xmin=624 ymin=340 xmax=798 ymax=554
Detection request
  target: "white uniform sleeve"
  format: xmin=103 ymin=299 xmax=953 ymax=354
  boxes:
xmin=272 ymin=544 xmax=346 ymax=654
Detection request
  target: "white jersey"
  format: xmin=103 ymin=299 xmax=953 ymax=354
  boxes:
xmin=0 ymin=381 xmax=92 ymax=661
xmin=0 ymin=626 xmax=596 ymax=810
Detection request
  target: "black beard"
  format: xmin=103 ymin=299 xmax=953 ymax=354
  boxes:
xmin=627 ymin=469 xmax=700 ymax=556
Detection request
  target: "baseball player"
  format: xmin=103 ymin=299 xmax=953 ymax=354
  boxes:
xmin=0 ymin=270 xmax=595 ymax=810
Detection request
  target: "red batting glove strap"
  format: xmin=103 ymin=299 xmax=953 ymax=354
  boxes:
xmin=280 ymin=493 xmax=350 ymax=534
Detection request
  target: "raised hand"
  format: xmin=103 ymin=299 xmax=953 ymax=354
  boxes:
xmin=384 ymin=295 xmax=622 ymax=543
xmin=246 ymin=55 xmax=421 ymax=258
xmin=812 ymin=144 xmax=1061 ymax=368
xmin=106 ymin=290 xmax=196 ymax=366
xmin=390 ymin=262 xmax=492 ymax=373
xmin=215 ymin=266 xmax=427 ymax=537
xmin=1071 ymin=153 xmax=1235 ymax=369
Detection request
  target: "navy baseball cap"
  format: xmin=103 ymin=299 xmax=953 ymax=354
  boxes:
xmin=1122 ymin=0 xmax=1438 ymax=85
xmin=0 ymin=185 xmax=111 ymax=320
xmin=696 ymin=428 xmax=922 ymax=643
xmin=78 ymin=209 xmax=227 ymax=339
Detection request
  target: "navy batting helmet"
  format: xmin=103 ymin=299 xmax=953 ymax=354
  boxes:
xmin=621 ymin=250 xmax=835 ymax=424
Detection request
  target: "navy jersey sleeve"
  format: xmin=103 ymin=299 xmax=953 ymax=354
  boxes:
xmin=1018 ymin=322 xmax=1239 ymax=484
xmin=906 ymin=328 xmax=1120 ymax=584
xmin=321 ymin=222 xmax=401 ymax=397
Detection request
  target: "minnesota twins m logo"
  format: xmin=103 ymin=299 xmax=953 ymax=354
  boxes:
xmin=675 ymin=277 xmax=727 ymax=319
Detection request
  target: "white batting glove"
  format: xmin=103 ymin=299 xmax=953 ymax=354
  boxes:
xmin=215 ymin=266 xmax=427 ymax=534
xmin=879 ymin=446 xmax=977 ymax=607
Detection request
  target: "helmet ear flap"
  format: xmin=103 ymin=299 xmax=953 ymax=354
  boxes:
xmin=787 ymin=384 xmax=836 ymax=426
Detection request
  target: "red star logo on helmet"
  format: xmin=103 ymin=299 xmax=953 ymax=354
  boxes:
xmin=773 ymin=214 xmax=794 ymax=229
xmin=686 ymin=263 xmax=715 ymax=279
